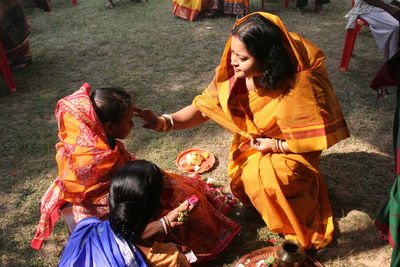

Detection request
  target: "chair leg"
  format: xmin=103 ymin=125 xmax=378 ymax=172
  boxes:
xmin=261 ymin=0 xmax=264 ymax=10
xmin=340 ymin=27 xmax=359 ymax=71
xmin=0 ymin=43 xmax=16 ymax=93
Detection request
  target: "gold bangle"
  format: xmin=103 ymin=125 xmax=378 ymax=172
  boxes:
xmin=277 ymin=139 xmax=283 ymax=153
xmin=162 ymin=114 xmax=174 ymax=130
xmin=158 ymin=116 xmax=167 ymax=132
xmin=271 ymin=138 xmax=277 ymax=152
xmin=281 ymin=140 xmax=287 ymax=153
xmin=159 ymin=217 xmax=168 ymax=235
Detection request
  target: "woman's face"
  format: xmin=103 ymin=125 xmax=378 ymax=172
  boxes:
xmin=230 ymin=35 xmax=263 ymax=79
xmin=107 ymin=105 xmax=138 ymax=139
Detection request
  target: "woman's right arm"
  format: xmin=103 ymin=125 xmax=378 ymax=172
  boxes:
xmin=169 ymin=105 xmax=209 ymax=130
xmin=138 ymin=104 xmax=209 ymax=131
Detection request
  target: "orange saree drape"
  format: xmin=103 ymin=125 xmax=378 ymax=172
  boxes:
xmin=31 ymin=83 xmax=135 ymax=250
xmin=31 ymin=84 xmax=240 ymax=261
xmin=193 ymin=12 xmax=350 ymax=249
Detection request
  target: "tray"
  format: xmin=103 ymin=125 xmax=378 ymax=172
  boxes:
xmin=233 ymin=246 xmax=324 ymax=267
xmin=176 ymin=148 xmax=215 ymax=174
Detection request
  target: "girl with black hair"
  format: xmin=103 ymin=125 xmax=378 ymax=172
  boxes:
xmin=59 ymin=160 xmax=191 ymax=266
xmin=138 ymin=12 xmax=349 ymax=250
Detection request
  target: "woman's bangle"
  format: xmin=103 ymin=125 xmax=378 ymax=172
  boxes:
xmin=157 ymin=116 xmax=167 ymax=132
xmin=278 ymin=139 xmax=283 ymax=153
xmin=271 ymin=138 xmax=288 ymax=153
xmin=280 ymin=140 xmax=288 ymax=153
xmin=164 ymin=216 xmax=172 ymax=230
xmin=162 ymin=114 xmax=174 ymax=130
xmin=158 ymin=116 xmax=172 ymax=132
xmin=159 ymin=217 xmax=168 ymax=235
xmin=271 ymin=138 xmax=278 ymax=152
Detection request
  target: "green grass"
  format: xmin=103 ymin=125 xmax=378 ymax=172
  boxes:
xmin=0 ymin=0 xmax=396 ymax=265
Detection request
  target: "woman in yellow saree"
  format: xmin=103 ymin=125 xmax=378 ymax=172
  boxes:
xmin=139 ymin=12 xmax=350 ymax=250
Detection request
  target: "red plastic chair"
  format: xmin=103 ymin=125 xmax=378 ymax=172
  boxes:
xmin=339 ymin=17 xmax=369 ymax=71
xmin=0 ymin=42 xmax=16 ymax=93
xmin=261 ymin=0 xmax=289 ymax=10
xmin=72 ymin=0 xmax=78 ymax=6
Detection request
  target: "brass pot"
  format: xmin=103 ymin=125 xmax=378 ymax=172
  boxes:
xmin=276 ymin=239 xmax=306 ymax=267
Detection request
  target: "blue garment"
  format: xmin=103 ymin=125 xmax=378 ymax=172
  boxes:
xmin=58 ymin=217 xmax=148 ymax=267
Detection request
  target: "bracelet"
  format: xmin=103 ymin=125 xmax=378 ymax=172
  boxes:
xmin=159 ymin=217 xmax=168 ymax=235
xmin=277 ymin=139 xmax=283 ymax=153
xmin=162 ymin=114 xmax=174 ymax=130
xmin=280 ymin=140 xmax=288 ymax=154
xmin=157 ymin=116 xmax=167 ymax=132
xmin=164 ymin=216 xmax=172 ymax=230
xmin=271 ymin=138 xmax=278 ymax=153
xmin=275 ymin=139 xmax=288 ymax=154
xmin=158 ymin=116 xmax=172 ymax=132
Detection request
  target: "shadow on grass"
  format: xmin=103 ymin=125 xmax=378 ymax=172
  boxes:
xmin=318 ymin=151 xmax=394 ymax=263
xmin=322 ymin=151 xmax=394 ymax=218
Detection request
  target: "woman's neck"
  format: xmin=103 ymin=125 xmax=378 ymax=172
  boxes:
xmin=245 ymin=76 xmax=262 ymax=91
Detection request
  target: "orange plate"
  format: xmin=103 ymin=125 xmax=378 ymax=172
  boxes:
xmin=176 ymin=148 xmax=215 ymax=174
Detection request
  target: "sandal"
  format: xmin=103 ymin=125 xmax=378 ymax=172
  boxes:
xmin=297 ymin=7 xmax=304 ymax=14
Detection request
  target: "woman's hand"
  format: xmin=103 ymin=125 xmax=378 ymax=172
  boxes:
xmin=136 ymin=109 xmax=163 ymax=131
xmin=250 ymin=137 xmax=273 ymax=152
xmin=164 ymin=200 xmax=194 ymax=228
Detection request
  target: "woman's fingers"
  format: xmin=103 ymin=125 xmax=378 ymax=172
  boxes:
xmin=135 ymin=109 xmax=162 ymax=130
xmin=136 ymin=109 xmax=156 ymax=120
xmin=177 ymin=200 xmax=190 ymax=212
xmin=165 ymin=200 xmax=196 ymax=228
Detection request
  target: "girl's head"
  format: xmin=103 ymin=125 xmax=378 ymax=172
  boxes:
xmin=108 ymin=160 xmax=164 ymax=242
xmin=231 ymin=14 xmax=295 ymax=89
xmin=90 ymin=87 xmax=137 ymax=139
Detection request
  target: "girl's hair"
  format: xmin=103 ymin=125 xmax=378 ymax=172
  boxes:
xmin=231 ymin=14 xmax=295 ymax=89
xmin=90 ymin=87 xmax=133 ymax=124
xmin=108 ymin=160 xmax=164 ymax=243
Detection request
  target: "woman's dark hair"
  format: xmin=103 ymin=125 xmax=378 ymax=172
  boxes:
xmin=90 ymin=87 xmax=133 ymax=123
xmin=108 ymin=160 xmax=163 ymax=243
xmin=231 ymin=14 xmax=295 ymax=89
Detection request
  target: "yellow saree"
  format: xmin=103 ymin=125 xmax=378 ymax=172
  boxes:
xmin=193 ymin=12 xmax=349 ymax=249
